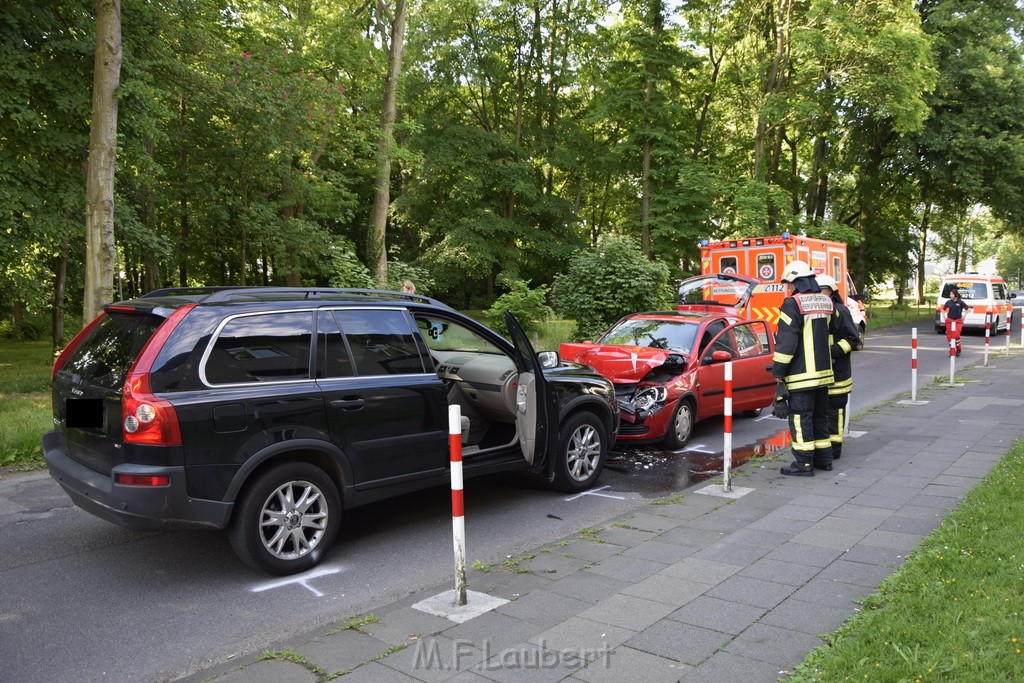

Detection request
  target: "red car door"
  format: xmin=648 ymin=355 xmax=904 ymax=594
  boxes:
xmin=695 ymin=320 xmax=776 ymax=419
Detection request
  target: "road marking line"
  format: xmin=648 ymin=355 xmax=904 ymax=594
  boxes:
xmin=565 ymin=485 xmax=627 ymax=502
xmin=250 ymin=566 xmax=341 ymax=597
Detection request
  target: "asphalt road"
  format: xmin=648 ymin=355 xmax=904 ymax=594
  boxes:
xmin=0 ymin=319 xmax=1007 ymax=682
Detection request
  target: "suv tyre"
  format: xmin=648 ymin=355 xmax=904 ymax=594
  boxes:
xmin=551 ymin=412 xmax=606 ymax=493
xmin=229 ymin=462 xmax=341 ymax=575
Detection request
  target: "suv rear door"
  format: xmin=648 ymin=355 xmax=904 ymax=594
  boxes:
xmin=316 ymin=308 xmax=449 ymax=489
xmin=52 ymin=309 xmax=167 ymax=475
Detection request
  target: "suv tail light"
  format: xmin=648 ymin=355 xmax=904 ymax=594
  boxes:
xmin=121 ymin=304 xmax=195 ymax=446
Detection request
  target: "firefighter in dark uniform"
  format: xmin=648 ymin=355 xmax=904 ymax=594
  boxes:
xmin=772 ymin=261 xmax=835 ymax=476
xmin=816 ymin=273 xmax=860 ymax=461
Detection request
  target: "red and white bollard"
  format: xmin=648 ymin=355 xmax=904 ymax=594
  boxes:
xmin=1006 ymin=309 xmax=1012 ymax=355
xmin=984 ymin=307 xmax=991 ymax=366
xmin=448 ymin=405 xmax=468 ymax=606
xmin=949 ymin=335 xmax=957 ymax=385
xmin=723 ymin=362 xmax=733 ymax=492
xmin=911 ymin=327 xmax=919 ymax=402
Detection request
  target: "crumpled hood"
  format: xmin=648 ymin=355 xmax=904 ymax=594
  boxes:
xmin=560 ymin=343 xmax=673 ymax=382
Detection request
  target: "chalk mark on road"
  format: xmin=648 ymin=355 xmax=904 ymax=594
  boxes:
xmin=250 ymin=566 xmax=342 ymax=597
xmin=565 ymin=485 xmax=627 ymax=502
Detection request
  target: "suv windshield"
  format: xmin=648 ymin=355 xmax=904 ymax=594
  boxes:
xmin=60 ymin=312 xmax=164 ymax=390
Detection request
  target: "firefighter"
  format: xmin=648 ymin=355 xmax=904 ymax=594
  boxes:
xmin=772 ymin=260 xmax=835 ymax=476
xmin=943 ymin=287 xmax=972 ymax=356
xmin=816 ymin=273 xmax=860 ymax=461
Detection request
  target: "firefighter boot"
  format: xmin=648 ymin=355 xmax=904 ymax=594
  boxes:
xmin=832 ymin=443 xmax=842 ymax=460
xmin=780 ymin=461 xmax=814 ymax=477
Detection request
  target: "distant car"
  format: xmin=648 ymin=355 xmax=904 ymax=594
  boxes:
xmin=1011 ymin=291 xmax=1024 ymax=308
xmin=44 ymin=287 xmax=619 ymax=575
xmin=560 ymin=276 xmax=777 ymax=449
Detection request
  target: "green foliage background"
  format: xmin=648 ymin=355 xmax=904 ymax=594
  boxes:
xmin=551 ymin=237 xmax=673 ymax=340
xmin=3 ymin=0 xmax=1024 ymax=341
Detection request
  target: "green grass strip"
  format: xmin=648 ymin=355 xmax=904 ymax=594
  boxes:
xmin=789 ymin=442 xmax=1024 ymax=681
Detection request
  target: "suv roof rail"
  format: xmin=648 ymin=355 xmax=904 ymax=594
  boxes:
xmin=140 ymin=286 xmax=455 ymax=310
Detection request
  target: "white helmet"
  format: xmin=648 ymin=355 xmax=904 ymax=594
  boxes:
xmin=781 ymin=260 xmax=814 ymax=283
xmin=815 ymin=273 xmax=838 ymax=292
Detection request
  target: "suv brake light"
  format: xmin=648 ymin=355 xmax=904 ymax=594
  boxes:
xmin=121 ymin=304 xmax=195 ymax=446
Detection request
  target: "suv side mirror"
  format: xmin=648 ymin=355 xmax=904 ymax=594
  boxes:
xmin=537 ymin=350 xmax=560 ymax=370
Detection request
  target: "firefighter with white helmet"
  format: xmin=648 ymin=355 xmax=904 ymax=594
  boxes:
xmin=772 ymin=260 xmax=835 ymax=476
xmin=816 ymin=273 xmax=860 ymax=461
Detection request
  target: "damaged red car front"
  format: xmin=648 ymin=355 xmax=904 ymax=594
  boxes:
xmin=560 ymin=275 xmax=778 ymax=449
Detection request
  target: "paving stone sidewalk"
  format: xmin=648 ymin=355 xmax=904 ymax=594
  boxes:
xmin=184 ymin=352 xmax=1024 ymax=683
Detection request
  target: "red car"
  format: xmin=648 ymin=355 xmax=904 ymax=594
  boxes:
xmin=560 ymin=274 xmax=777 ymax=449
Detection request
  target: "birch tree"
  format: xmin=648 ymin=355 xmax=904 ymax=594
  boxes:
xmin=84 ymin=0 xmax=122 ymax=320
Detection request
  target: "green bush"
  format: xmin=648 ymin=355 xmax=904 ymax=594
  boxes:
xmin=551 ymin=236 xmax=673 ymax=340
xmin=483 ymin=280 xmax=553 ymax=334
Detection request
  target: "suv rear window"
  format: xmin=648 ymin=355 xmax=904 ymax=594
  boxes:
xmin=61 ymin=312 xmax=164 ymax=390
xmin=205 ymin=311 xmax=313 ymax=384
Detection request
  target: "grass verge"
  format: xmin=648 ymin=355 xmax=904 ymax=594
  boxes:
xmin=864 ymin=302 xmax=936 ymax=329
xmin=0 ymin=341 xmax=53 ymax=470
xmin=788 ymin=441 xmax=1024 ymax=681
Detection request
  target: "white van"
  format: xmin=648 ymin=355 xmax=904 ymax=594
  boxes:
xmin=935 ymin=273 xmax=1014 ymax=333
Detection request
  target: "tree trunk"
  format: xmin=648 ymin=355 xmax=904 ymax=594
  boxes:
xmin=140 ymin=135 xmax=158 ymax=292
xmin=692 ymin=54 xmax=722 ymax=159
xmin=52 ymin=246 xmax=68 ymax=351
xmin=12 ymin=301 xmax=25 ymax=339
xmin=754 ymin=0 xmax=790 ymax=183
xmin=84 ymin=0 xmax=121 ymax=320
xmin=368 ymin=0 xmax=408 ymax=285
xmin=916 ymin=204 xmax=931 ymax=305
xmin=806 ymin=134 xmax=828 ymax=224
xmin=640 ymin=1 xmax=664 ymax=258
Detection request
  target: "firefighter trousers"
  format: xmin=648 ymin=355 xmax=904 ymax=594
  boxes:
xmin=787 ymin=387 xmax=832 ymax=467
xmin=828 ymin=392 xmax=849 ymax=459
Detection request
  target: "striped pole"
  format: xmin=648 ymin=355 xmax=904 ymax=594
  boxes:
xmin=723 ymin=361 xmax=733 ymax=492
xmin=911 ymin=327 xmax=919 ymax=402
xmin=984 ymin=307 xmax=991 ymax=366
xmin=1006 ymin=308 xmax=1012 ymax=355
xmin=448 ymin=405 xmax=467 ymax=606
xmin=949 ymin=333 xmax=957 ymax=385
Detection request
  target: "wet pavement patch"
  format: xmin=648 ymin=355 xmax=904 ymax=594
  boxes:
xmin=604 ymin=429 xmax=792 ymax=496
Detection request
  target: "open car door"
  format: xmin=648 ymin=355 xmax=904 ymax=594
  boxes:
xmin=503 ymin=311 xmax=558 ymax=468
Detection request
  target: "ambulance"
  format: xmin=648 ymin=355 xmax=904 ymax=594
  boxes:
xmin=694 ymin=233 xmax=867 ymax=347
xmin=934 ymin=273 xmax=1014 ymax=333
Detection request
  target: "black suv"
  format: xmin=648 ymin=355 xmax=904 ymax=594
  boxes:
xmin=44 ymin=288 xmax=618 ymax=575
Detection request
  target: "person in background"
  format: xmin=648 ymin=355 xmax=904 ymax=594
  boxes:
xmin=400 ymin=280 xmax=416 ymax=294
xmin=816 ymin=273 xmax=860 ymax=461
xmin=943 ymin=287 xmax=971 ymax=357
xmin=772 ymin=261 xmax=835 ymax=476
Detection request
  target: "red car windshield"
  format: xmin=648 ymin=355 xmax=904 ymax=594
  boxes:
xmin=598 ymin=319 xmax=699 ymax=353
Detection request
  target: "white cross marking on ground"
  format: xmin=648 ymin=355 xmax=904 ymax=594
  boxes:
xmin=250 ymin=566 xmax=341 ymax=597
xmin=564 ymin=485 xmax=627 ymax=502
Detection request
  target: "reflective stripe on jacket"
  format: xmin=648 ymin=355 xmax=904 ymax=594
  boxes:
xmin=828 ymin=299 xmax=860 ymax=396
xmin=772 ymin=292 xmax=835 ymax=391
